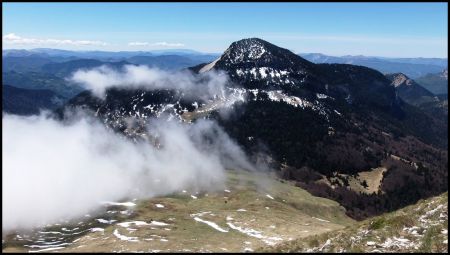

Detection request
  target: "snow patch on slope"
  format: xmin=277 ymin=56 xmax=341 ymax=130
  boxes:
xmin=193 ymin=217 xmax=229 ymax=233
xmin=199 ymin=58 xmax=221 ymax=73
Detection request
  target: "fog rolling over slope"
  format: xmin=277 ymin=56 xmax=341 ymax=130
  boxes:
xmin=68 ymin=65 xmax=231 ymax=100
xmin=2 ymin=115 xmax=260 ymax=231
xmin=2 ymin=72 xmax=259 ymax=232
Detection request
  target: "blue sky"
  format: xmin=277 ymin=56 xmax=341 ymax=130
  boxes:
xmin=2 ymin=2 xmax=448 ymax=57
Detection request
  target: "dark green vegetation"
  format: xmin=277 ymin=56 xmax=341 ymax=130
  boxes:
xmin=2 ymin=85 xmax=66 ymax=115
xmin=3 ymin=71 xmax=83 ymax=98
xmin=213 ymin=91 xmax=447 ymax=220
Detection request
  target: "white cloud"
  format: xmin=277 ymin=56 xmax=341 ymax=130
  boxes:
xmin=2 ymin=33 xmax=108 ymax=46
xmin=128 ymin=41 xmax=149 ymax=46
xmin=69 ymin=64 xmax=229 ymax=100
xmin=153 ymin=41 xmax=185 ymax=47
xmin=128 ymin=41 xmax=185 ymax=47
xmin=3 ymin=111 xmax=256 ymax=232
xmin=3 ymin=62 xmax=265 ymax=233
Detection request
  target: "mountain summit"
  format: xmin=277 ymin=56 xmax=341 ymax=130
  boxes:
xmin=194 ymin=38 xmax=402 ymax=111
xmin=219 ymin=38 xmax=313 ymax=68
xmin=193 ymin=38 xmax=317 ymax=91
xmin=61 ymin=38 xmax=448 ymax=220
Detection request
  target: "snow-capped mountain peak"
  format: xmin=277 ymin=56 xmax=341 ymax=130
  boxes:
xmin=222 ymin=38 xmax=270 ymax=64
xmin=217 ymin=38 xmax=313 ymax=68
xmin=192 ymin=38 xmax=318 ymax=92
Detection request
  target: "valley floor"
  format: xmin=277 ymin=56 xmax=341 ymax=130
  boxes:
xmin=2 ymin=170 xmax=354 ymax=253
xmin=5 ymin=170 xmax=447 ymax=253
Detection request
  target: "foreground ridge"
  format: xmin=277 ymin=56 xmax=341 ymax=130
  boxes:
xmin=261 ymin=192 xmax=448 ymax=253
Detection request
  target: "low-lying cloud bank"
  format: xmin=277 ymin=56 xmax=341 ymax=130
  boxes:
xmin=3 ymin=63 xmax=260 ymax=233
xmin=3 ymin=33 xmax=107 ymax=46
xmin=2 ymin=111 xmax=254 ymax=232
xmin=69 ymin=64 xmax=230 ymax=100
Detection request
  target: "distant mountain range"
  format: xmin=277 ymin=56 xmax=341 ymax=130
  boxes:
xmin=3 ymin=48 xmax=446 ymax=78
xmin=2 ymin=85 xmax=66 ymax=115
xmin=416 ymin=69 xmax=448 ymax=95
xmin=301 ymin=53 xmax=448 ymax=66
xmin=2 ymin=48 xmax=220 ymax=61
xmin=3 ymin=55 xmax=218 ymax=73
xmin=300 ymin=53 xmax=447 ymax=78
xmin=3 ymin=49 xmax=447 ymax=80
xmin=2 ymin=71 xmax=84 ymax=98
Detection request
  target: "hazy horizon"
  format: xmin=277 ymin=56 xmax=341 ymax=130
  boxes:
xmin=3 ymin=3 xmax=448 ymax=58
xmin=2 ymin=46 xmax=448 ymax=60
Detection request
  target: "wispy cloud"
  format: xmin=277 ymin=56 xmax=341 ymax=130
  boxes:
xmin=128 ymin=41 xmax=150 ymax=46
xmin=153 ymin=42 xmax=185 ymax=47
xmin=69 ymin=64 xmax=229 ymax=100
xmin=128 ymin=41 xmax=185 ymax=47
xmin=2 ymin=33 xmax=108 ymax=46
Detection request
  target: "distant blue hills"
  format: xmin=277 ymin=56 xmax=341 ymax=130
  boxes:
xmin=299 ymin=53 xmax=447 ymax=78
xmin=3 ymin=48 xmax=446 ymax=78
